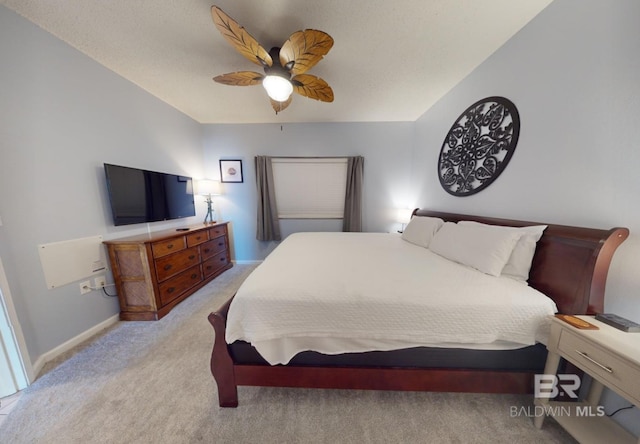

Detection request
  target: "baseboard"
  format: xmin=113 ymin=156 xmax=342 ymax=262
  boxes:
xmin=31 ymin=314 xmax=120 ymax=378
xmin=232 ymin=260 xmax=263 ymax=265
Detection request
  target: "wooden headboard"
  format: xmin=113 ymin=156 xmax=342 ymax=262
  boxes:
xmin=413 ymin=209 xmax=629 ymax=315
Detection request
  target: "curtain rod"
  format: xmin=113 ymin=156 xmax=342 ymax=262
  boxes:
xmin=262 ymin=156 xmax=362 ymax=159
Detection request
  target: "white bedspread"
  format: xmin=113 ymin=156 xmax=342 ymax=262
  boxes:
xmin=226 ymin=232 xmax=557 ymax=364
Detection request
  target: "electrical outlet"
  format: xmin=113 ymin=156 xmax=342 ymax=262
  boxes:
xmin=79 ymin=280 xmax=91 ymax=295
xmin=94 ymin=275 xmax=106 ymax=289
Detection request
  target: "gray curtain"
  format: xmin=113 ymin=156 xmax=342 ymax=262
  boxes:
xmin=342 ymin=156 xmax=364 ymax=232
xmin=255 ymin=156 xmax=281 ymax=241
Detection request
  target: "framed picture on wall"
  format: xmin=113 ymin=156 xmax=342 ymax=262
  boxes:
xmin=219 ymin=159 xmax=243 ymax=183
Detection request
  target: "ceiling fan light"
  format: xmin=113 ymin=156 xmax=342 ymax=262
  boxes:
xmin=263 ymin=75 xmax=293 ymax=102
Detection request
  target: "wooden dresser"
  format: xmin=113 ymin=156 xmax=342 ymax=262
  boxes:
xmin=104 ymin=222 xmax=232 ymax=321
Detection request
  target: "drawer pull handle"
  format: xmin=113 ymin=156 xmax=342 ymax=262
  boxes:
xmin=218 ymin=242 xmax=224 ymax=246
xmin=191 ymin=273 xmax=198 ymax=279
xmin=204 ymin=248 xmax=211 ymax=253
xmin=167 ymin=287 xmax=175 ymax=294
xmin=189 ymin=255 xmax=195 ymax=260
xmin=167 ymin=244 xmax=173 ymax=249
xmin=164 ymin=264 xmax=172 ymax=271
xmin=576 ymin=351 xmax=613 ymax=373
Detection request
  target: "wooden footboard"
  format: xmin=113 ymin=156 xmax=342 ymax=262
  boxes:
xmin=208 ymin=298 xmax=238 ymax=407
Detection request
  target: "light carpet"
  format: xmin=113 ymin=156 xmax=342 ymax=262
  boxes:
xmin=0 ymin=264 xmax=575 ymax=443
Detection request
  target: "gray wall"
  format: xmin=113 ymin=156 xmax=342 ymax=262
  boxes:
xmin=202 ymin=123 xmax=414 ymax=261
xmin=0 ymin=7 xmax=205 ymax=363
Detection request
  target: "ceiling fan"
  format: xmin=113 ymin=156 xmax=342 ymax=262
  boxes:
xmin=210 ymin=5 xmax=334 ymax=114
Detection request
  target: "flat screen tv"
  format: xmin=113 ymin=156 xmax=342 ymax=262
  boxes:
xmin=104 ymin=163 xmax=196 ymax=226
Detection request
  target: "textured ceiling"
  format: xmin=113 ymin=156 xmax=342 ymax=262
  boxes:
xmin=1 ymin=0 xmax=553 ymax=124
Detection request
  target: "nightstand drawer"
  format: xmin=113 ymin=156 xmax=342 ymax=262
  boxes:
xmin=558 ymin=329 xmax=640 ymax=404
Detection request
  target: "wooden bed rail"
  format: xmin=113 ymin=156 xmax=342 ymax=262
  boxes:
xmin=208 ymin=297 xmax=536 ymax=408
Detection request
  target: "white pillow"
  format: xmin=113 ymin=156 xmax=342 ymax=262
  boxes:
xmin=428 ymin=222 xmax=523 ymax=276
xmin=458 ymin=221 xmax=547 ymax=282
xmin=401 ymin=216 xmax=445 ymax=248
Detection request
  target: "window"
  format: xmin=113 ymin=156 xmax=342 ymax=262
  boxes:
xmin=271 ymin=158 xmax=348 ymax=219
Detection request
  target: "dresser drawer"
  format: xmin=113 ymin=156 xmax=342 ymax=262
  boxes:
xmin=186 ymin=230 xmax=209 ymax=247
xmin=558 ymin=329 xmax=640 ymax=404
xmin=154 ymin=246 xmax=200 ymax=282
xmin=209 ymin=224 xmax=227 ymax=240
xmin=203 ymin=251 xmax=230 ymax=277
xmin=151 ymin=236 xmax=186 ymax=258
xmin=158 ymin=265 xmax=203 ymax=306
xmin=201 ymin=237 xmax=227 ymax=260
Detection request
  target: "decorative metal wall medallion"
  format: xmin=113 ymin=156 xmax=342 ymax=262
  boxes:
xmin=437 ymin=96 xmax=520 ymax=196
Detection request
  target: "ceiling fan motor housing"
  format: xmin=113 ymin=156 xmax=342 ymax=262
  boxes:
xmin=263 ymin=47 xmax=292 ymax=79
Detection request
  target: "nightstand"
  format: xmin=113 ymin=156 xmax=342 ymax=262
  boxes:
xmin=534 ymin=315 xmax=640 ymax=443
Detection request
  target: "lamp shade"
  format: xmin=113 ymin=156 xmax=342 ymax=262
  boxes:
xmin=263 ymin=75 xmax=293 ymax=102
xmin=197 ymin=179 xmax=222 ymax=196
xmin=397 ymin=208 xmax=413 ymax=224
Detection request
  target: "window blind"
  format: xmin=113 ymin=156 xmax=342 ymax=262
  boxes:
xmin=272 ymin=158 xmax=348 ymax=219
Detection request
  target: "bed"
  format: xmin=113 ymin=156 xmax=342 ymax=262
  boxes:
xmin=208 ymin=209 xmax=629 ymax=407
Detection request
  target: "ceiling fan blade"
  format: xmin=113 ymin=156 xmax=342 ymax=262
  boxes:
xmin=213 ymin=71 xmax=264 ymax=86
xmin=279 ymin=30 xmax=334 ymax=76
xmin=270 ymin=96 xmax=292 ymax=114
xmin=211 ymin=6 xmax=272 ymax=67
xmin=291 ymin=74 xmax=334 ymax=102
